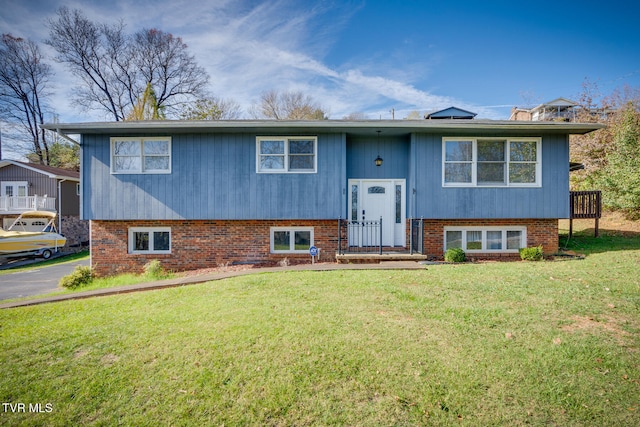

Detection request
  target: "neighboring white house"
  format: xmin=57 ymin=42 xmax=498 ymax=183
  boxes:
xmin=510 ymin=98 xmax=579 ymax=122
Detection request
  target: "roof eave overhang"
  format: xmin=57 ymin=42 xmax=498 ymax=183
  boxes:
xmin=0 ymin=159 xmax=80 ymax=181
xmin=41 ymin=119 xmax=605 ymax=138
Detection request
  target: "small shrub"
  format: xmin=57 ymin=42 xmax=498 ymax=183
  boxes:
xmin=59 ymin=265 xmax=93 ymax=289
xmin=444 ymin=248 xmax=466 ymax=263
xmin=143 ymin=259 xmax=168 ymax=279
xmin=519 ymin=245 xmax=544 ymax=261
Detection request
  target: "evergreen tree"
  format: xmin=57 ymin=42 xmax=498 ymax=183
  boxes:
xmin=126 ymin=83 xmax=164 ymax=120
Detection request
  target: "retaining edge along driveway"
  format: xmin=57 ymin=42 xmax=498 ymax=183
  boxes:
xmin=0 ymin=261 xmax=426 ymax=309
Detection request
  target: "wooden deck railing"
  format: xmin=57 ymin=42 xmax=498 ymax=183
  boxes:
xmin=569 ymin=191 xmax=602 ymax=237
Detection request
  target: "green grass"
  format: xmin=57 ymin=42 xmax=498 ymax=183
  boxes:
xmin=560 ymin=230 xmax=640 ymax=255
xmin=1 ymin=234 xmax=639 ymax=426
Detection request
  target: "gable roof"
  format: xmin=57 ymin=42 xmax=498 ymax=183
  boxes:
xmin=0 ymin=159 xmax=79 ymax=181
xmin=531 ymin=98 xmax=578 ymax=112
xmin=425 ymin=106 xmax=477 ymax=120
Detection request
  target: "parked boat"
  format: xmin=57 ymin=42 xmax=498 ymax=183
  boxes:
xmin=0 ymin=211 xmax=66 ymax=259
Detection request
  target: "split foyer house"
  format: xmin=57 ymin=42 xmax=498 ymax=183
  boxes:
xmin=44 ymin=119 xmax=602 ymax=276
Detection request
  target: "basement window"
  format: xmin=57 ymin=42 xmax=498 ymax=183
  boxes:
xmin=444 ymin=226 xmax=526 ymax=253
xmin=270 ymin=227 xmax=314 ymax=253
xmin=129 ymin=227 xmax=171 ymax=254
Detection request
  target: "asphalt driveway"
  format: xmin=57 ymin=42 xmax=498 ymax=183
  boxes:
xmin=0 ymin=257 xmax=90 ymax=300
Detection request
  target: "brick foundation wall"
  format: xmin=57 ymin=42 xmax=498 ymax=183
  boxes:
xmin=91 ymin=218 xmax=559 ymax=275
xmin=421 ymin=218 xmax=559 ymax=260
xmin=90 ymin=219 xmax=339 ymax=277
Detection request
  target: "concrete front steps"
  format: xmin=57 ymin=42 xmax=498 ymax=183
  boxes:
xmin=335 ymin=252 xmax=429 ymax=264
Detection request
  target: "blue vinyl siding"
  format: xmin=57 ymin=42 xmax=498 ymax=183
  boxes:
xmin=346 ymin=136 xmax=410 ymax=180
xmin=410 ymin=133 xmax=570 ymax=219
xmin=82 ymin=128 xmax=570 ymax=221
xmin=82 ymin=132 xmax=345 ymax=220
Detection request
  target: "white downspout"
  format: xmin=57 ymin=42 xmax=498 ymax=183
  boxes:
xmin=58 ymin=179 xmax=67 ymax=233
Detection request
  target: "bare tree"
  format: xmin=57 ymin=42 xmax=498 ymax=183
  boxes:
xmin=46 ymin=7 xmax=209 ymax=121
xmin=132 ymin=28 xmax=209 ymax=113
xmin=0 ymin=34 xmax=52 ymax=164
xmin=178 ymin=96 xmax=242 ymax=120
xmin=403 ymin=110 xmax=423 ymax=120
xmin=251 ymin=90 xmax=328 ymax=120
xmin=342 ymin=112 xmax=369 ymax=120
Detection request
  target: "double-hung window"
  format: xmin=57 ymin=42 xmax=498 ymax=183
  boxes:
xmin=128 ymin=227 xmax=171 ymax=254
xmin=445 ymin=226 xmax=526 ymax=253
xmin=257 ymin=137 xmax=317 ymax=173
xmin=111 ymin=137 xmax=171 ymax=174
xmin=443 ymin=138 xmax=540 ymax=186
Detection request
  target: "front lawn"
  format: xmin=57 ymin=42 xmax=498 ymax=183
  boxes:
xmin=1 ymin=238 xmax=639 ymax=425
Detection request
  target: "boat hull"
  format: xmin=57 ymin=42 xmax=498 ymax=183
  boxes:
xmin=0 ymin=232 xmax=67 ymax=255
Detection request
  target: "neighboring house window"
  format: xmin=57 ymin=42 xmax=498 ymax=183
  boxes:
xmin=444 ymin=226 xmax=526 ymax=253
xmin=1 ymin=181 xmax=28 ymax=197
xmin=443 ymin=138 xmax=541 ymax=187
xmin=270 ymin=227 xmax=314 ymax=253
xmin=111 ymin=137 xmax=171 ymax=174
xmin=1 ymin=181 xmax=28 ymax=210
xmin=257 ymin=137 xmax=317 ymax=173
xmin=128 ymin=227 xmax=171 ymax=254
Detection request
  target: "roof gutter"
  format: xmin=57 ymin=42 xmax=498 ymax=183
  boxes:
xmin=58 ymin=178 xmax=67 ymax=232
xmin=41 ymin=119 xmax=605 ymax=136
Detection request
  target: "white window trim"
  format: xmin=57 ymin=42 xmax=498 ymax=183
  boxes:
xmin=442 ymin=137 xmax=541 ymax=187
xmin=270 ymin=227 xmax=314 ymax=253
xmin=444 ymin=226 xmax=527 ymax=253
xmin=256 ymin=136 xmax=318 ymax=174
xmin=128 ymin=227 xmax=172 ymax=254
xmin=1 ymin=181 xmax=28 ymax=197
xmin=111 ymin=137 xmax=172 ymax=174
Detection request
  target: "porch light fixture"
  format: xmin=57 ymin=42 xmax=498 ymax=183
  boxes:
xmin=375 ymin=130 xmax=383 ymax=166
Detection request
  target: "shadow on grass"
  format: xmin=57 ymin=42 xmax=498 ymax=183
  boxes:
xmin=559 ymin=229 xmax=640 ymax=255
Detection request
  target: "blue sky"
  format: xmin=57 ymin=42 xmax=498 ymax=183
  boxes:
xmin=1 ymin=0 xmax=639 ymax=125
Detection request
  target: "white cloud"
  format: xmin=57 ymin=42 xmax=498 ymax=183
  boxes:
xmin=2 ymin=0 xmax=505 ymax=124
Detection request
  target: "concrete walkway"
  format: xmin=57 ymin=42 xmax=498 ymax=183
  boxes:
xmin=0 ymin=261 xmax=427 ymax=309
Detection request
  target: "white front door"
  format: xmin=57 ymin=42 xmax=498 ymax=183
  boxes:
xmin=348 ymin=179 xmax=406 ymax=247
